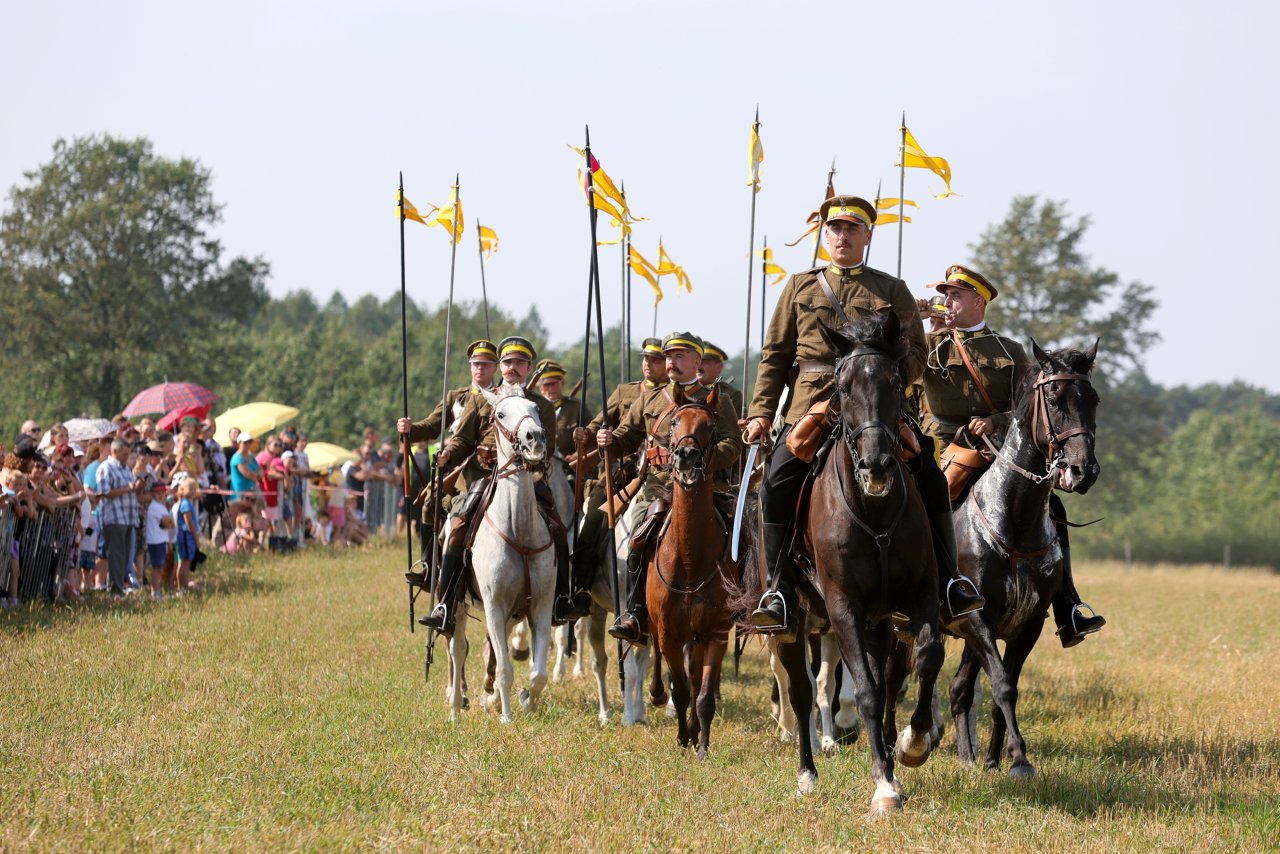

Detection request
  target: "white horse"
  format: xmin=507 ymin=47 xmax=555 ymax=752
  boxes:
xmin=769 ymin=633 xmax=861 ymax=754
xmin=447 ymin=385 xmax=556 ymax=724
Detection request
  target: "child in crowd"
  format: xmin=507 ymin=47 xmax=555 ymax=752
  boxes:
xmin=174 ymin=478 xmax=201 ymax=591
xmin=223 ymin=512 xmax=260 ymax=555
xmin=0 ymin=466 xmax=35 ymax=607
xmin=142 ymin=482 xmax=174 ymax=599
xmin=313 ymin=508 xmax=333 ymax=546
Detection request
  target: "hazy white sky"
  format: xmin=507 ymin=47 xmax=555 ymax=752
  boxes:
xmin=5 ymin=1 xmax=1277 ymax=390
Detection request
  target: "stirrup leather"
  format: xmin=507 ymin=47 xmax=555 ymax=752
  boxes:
xmin=944 ymin=577 xmax=983 ymax=616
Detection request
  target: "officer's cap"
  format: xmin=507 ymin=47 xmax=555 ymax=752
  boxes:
xmin=662 ymin=332 xmax=704 ymax=357
xmin=820 ymin=195 xmax=876 ymax=228
xmin=701 ymin=342 xmax=728 ymax=362
xmin=467 ymin=339 xmax=498 ymax=363
xmin=538 ymin=359 xmax=566 ymax=380
xmin=498 ymin=335 xmax=536 ymax=362
xmin=937 ymin=264 xmax=998 ymax=302
xmin=640 ymin=337 xmax=664 ymax=357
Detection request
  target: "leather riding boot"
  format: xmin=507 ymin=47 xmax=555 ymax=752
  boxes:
xmin=608 ymin=546 xmax=649 ymax=644
xmin=751 ymin=522 xmax=797 ymax=642
xmin=551 ymin=529 xmax=587 ymax=625
xmin=420 ymin=545 xmax=463 ymax=635
xmin=1052 ymin=541 xmax=1107 ymax=648
xmin=932 ymin=511 xmax=985 ymax=631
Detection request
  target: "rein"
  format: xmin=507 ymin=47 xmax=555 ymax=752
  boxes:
xmin=831 ymin=425 xmax=908 ymax=621
xmin=982 ymin=370 xmax=1095 ymax=486
xmin=667 ymin=402 xmax=717 ymax=490
xmin=483 ymin=402 xmax=551 ymax=619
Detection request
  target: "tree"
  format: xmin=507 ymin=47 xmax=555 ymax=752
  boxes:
xmin=0 ymin=135 xmax=268 ymax=418
xmin=973 ymin=196 xmax=1158 ymax=384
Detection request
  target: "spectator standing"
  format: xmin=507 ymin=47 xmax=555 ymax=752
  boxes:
xmin=174 ymin=478 xmax=201 ymax=590
xmin=142 ymin=482 xmax=174 ymax=598
xmin=292 ymin=435 xmax=313 ymax=539
xmin=256 ymin=435 xmax=287 ymax=536
xmin=96 ymin=439 xmax=141 ymax=597
xmin=229 ymin=434 xmax=260 ymax=502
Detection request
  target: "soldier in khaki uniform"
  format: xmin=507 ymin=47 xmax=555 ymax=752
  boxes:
xmin=597 ymin=332 xmax=743 ymax=643
xmin=698 ymin=342 xmax=744 ymax=417
xmin=416 ymin=336 xmax=580 ymax=634
xmin=918 ymin=265 xmax=1105 ymax=646
xmin=535 ymin=360 xmax=581 ymax=459
xmin=564 ymin=338 xmax=670 ymax=616
xmin=742 ymin=195 xmax=984 ymax=639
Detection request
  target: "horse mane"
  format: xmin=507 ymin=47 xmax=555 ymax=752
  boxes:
xmin=1011 ymin=345 xmax=1100 ymax=424
xmin=831 ymin=310 xmax=910 ymax=372
xmin=495 ymin=381 xmax=528 ymax=400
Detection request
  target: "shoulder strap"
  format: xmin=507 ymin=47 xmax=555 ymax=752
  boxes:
xmin=951 ymin=330 xmax=997 ymax=412
xmin=648 ymin=387 xmax=680 ymax=444
xmin=816 ymin=269 xmax=852 ymax=326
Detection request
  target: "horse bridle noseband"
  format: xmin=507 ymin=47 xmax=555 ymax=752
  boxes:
xmin=836 ymin=347 xmax=901 ymax=468
xmin=489 ymin=408 xmax=544 ymax=478
xmin=667 ymin=402 xmax=716 ymax=489
xmin=983 ymin=370 xmax=1095 ymax=485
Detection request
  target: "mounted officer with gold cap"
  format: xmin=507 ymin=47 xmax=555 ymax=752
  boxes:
xmin=596 ymin=332 xmax=742 ymax=643
xmin=698 ymin=341 xmax=744 ymax=417
xmin=916 ymin=264 xmax=1105 ymax=647
xmin=533 ymin=359 xmax=581 ymax=459
xmin=417 ymin=335 xmax=583 ymax=634
xmin=742 ymin=195 xmax=985 ymax=640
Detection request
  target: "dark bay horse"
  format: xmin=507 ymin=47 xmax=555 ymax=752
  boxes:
xmin=766 ymin=312 xmax=944 ymax=814
xmin=647 ymin=385 xmax=739 ymax=759
xmin=948 ymin=340 xmax=1101 ymax=777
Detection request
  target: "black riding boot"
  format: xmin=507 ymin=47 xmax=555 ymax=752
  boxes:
xmin=421 ymin=541 xmax=464 ymax=635
xmin=1049 ymin=502 xmax=1106 ymax=647
xmin=751 ymin=522 xmax=798 ymax=642
xmin=608 ymin=546 xmax=649 ymax=644
xmin=932 ymin=510 xmax=985 ymax=630
xmin=551 ymin=528 xmax=585 ymax=625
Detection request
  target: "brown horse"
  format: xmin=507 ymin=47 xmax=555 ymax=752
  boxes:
xmin=764 ymin=312 xmax=944 ymax=813
xmin=647 ymin=385 xmax=738 ymax=759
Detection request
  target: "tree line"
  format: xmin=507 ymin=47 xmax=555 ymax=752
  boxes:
xmin=1 ymin=135 xmax=1275 ymax=567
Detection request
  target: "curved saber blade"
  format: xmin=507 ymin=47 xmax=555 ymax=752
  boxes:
xmin=731 ymin=443 xmax=759 ymax=561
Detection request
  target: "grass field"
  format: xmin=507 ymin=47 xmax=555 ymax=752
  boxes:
xmin=2 ymin=543 xmax=1278 ymax=851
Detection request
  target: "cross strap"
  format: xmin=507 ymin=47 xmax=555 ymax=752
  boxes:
xmin=951 ymin=329 xmax=998 ymax=413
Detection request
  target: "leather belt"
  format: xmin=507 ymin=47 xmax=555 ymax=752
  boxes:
xmin=797 ymin=360 xmax=835 ymax=373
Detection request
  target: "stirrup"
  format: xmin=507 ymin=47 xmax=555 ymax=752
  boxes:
xmin=944 ymin=577 xmax=984 ymax=617
xmin=751 ymin=591 xmax=795 ymax=639
xmin=1057 ymin=602 xmax=1105 ymax=647
xmin=608 ymin=612 xmax=646 ymax=644
xmin=420 ymin=602 xmax=452 ymax=633
xmin=404 ymin=570 xmax=427 ymax=589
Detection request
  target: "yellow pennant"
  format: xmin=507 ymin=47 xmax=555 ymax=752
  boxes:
xmin=675 ymin=266 xmax=692 ymax=293
xmin=812 ymin=232 xmax=831 ymax=262
xmin=568 ymin=145 xmax=647 ymax=235
xmin=657 ymin=244 xmax=679 ymax=276
xmin=630 ymin=247 xmax=663 ymax=304
xmin=875 ymin=212 xmax=913 ymax=226
xmin=397 ymin=190 xmax=428 ymax=225
xmin=896 ymin=126 xmax=958 ymax=199
xmin=754 ymin=247 xmax=788 ymax=285
xmin=417 ymin=185 xmax=464 ymax=241
xmin=876 ymin=197 xmax=918 ymax=210
xmin=748 ymin=120 xmax=764 ymax=192
xmin=479 ymin=225 xmax=499 ymax=257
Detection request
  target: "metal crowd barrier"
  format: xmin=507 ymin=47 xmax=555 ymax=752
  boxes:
xmin=4 ymin=504 xmax=79 ymax=604
xmin=0 ymin=507 xmax=15 ymax=598
xmin=363 ymin=478 xmax=399 ymax=537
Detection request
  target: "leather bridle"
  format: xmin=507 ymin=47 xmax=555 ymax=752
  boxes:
xmin=836 ymin=347 xmax=901 ymax=470
xmin=667 ymin=402 xmax=716 ymax=490
xmin=489 ymin=407 xmax=544 ymax=478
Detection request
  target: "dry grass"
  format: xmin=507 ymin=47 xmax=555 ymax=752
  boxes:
xmin=1 ymin=549 xmax=1278 ymax=851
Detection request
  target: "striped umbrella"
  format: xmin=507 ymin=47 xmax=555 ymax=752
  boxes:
xmin=122 ymin=382 xmax=220 ymax=417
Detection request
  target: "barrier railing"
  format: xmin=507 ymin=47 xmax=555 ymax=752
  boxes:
xmin=0 ymin=504 xmax=79 ymax=604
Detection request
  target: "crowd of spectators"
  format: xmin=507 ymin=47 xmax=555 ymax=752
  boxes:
xmin=0 ymin=415 xmax=405 ymax=606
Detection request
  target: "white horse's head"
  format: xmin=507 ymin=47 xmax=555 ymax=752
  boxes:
xmin=481 ymin=383 xmax=547 ymax=465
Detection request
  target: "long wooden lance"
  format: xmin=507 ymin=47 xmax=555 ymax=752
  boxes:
xmin=476 ymin=217 xmax=491 ymax=340
xmin=811 ymin=157 xmax=837 ymax=267
xmin=897 ymin=113 xmax=906 ymax=281
xmin=584 ymin=126 xmax=625 ymax=695
xmin=398 ymin=173 xmax=416 ymax=636
xmin=866 ymin=179 xmax=883 ymax=267
xmin=741 ymin=107 xmax=760 ymax=422
xmin=620 ymin=182 xmax=629 ymax=383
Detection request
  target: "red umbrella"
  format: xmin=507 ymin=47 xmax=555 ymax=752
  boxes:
xmin=122 ymin=382 xmax=220 ymax=417
xmin=157 ymin=404 xmax=211 ymax=433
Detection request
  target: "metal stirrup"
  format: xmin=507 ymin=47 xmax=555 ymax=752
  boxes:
xmin=944 ymin=577 xmax=982 ymax=616
xmin=1068 ymin=602 xmax=1102 ymax=635
xmin=755 ymin=590 xmax=789 ymax=627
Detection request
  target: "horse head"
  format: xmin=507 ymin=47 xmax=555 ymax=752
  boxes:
xmin=830 ymin=311 xmax=908 ymax=498
xmin=668 ymin=383 xmax=718 ymax=490
xmin=1027 ymin=338 xmax=1101 ymax=494
xmin=481 ymin=383 xmax=547 ymax=466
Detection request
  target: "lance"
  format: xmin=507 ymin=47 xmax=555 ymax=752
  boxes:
xmin=476 ymin=217 xmax=492 ymax=340
xmin=620 ymin=182 xmax=629 ymax=383
xmin=897 ymin=112 xmax=906 ymax=281
xmin=866 ymin=179 xmax=883 ymax=267
xmin=624 ymin=229 xmax=633 ymax=384
xmin=741 ymin=107 xmax=760 ymax=422
xmin=398 ymin=173 xmax=416 ymax=636
xmin=653 ymin=236 xmax=663 ymax=338
xmin=584 ymin=125 xmax=625 ymax=695
xmin=811 ymin=157 xmax=837 ymax=267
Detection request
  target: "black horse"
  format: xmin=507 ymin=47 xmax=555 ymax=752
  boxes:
xmin=947 ymin=340 xmax=1101 ymax=776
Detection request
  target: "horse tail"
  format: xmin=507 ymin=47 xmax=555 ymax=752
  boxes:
xmin=727 ymin=493 xmax=763 ymax=634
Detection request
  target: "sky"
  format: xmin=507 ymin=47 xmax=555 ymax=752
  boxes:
xmin=4 ymin=1 xmax=1277 ymax=391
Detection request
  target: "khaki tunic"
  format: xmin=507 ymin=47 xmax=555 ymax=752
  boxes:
xmin=406 ymin=385 xmax=481 ymax=445
xmin=707 ymin=381 xmax=744 ymax=419
xmin=748 ymin=265 xmax=927 ymax=424
xmin=586 ymin=379 xmax=655 ymax=434
xmin=608 ymin=380 xmax=743 ymax=500
xmin=444 ymin=387 xmax=559 ymax=486
xmin=920 ymin=327 xmax=1031 ymax=447
xmin=549 ymin=396 xmax=583 ymax=458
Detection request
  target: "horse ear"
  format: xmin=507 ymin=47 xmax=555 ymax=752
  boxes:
xmin=883 ymin=310 xmax=903 ymax=357
xmin=705 ymin=383 xmax=720 ymax=412
xmin=479 ymin=387 xmax=500 ymax=408
xmin=819 ymin=321 xmax=859 ymax=357
xmin=1030 ymin=338 xmax=1054 ymax=371
xmin=1083 ymin=337 xmax=1099 ymax=372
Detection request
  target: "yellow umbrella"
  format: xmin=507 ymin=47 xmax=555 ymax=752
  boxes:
xmin=213 ymin=402 xmax=299 ymax=445
xmin=304 ymin=442 xmax=358 ymax=473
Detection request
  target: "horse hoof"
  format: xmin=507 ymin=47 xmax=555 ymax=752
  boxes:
xmin=696 ymin=747 xmax=708 ymax=762
xmin=820 ymin=736 xmax=838 ymax=756
xmin=796 ymin=770 xmax=818 ymax=796
xmin=512 ymin=647 xmax=530 ymax=662
xmin=448 ymin=710 xmax=459 ymax=723
xmin=666 ymin=705 xmax=677 ymax=720
xmin=499 ymin=713 xmax=513 ymax=725
xmin=869 ymin=795 xmax=903 ymax=816
xmin=895 ymin=726 xmax=932 ymax=768
xmin=650 ymin=693 xmax=669 ymax=708
xmin=519 ymin=689 xmax=534 ymax=711
xmin=598 ymin=712 xmax=610 ymax=727
xmin=1009 ymin=762 xmax=1036 ymax=779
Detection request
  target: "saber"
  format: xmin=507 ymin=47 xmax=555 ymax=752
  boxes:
xmin=730 ymin=442 xmax=759 ymax=561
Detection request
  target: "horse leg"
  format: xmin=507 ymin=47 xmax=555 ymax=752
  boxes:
xmin=552 ymin=622 xmax=569 ymax=682
xmin=949 ymin=643 xmax=982 ymax=766
xmin=772 ymin=636 xmax=819 ymax=795
xmin=964 ymin=615 xmax=1018 ymax=772
xmin=649 ymin=637 xmax=669 ymax=707
xmin=881 ymin=638 xmax=907 ymax=750
xmin=588 ymin=605 xmax=610 ymax=725
xmin=830 ymin=609 xmax=900 ymax=815
xmin=573 ymin=616 xmax=589 ymax=679
xmin=623 ymin=642 xmax=650 ymax=726
xmin=664 ymin=640 xmax=693 ymax=749
xmin=815 ymin=633 xmax=839 ymax=754
xmin=896 ymin=614 xmax=944 ymax=770
xmin=834 ymin=660 xmax=859 ymax=737
xmin=769 ymin=646 xmax=798 ymax=742
xmin=521 ymin=602 xmax=552 ymax=713
xmin=696 ymin=639 xmax=728 ymax=761
xmin=482 ymin=635 xmax=497 ymax=696
xmin=485 ymin=605 xmax=516 ymax=724
xmin=991 ymin=617 xmax=1044 ymax=778
xmin=446 ymin=603 xmax=469 ymax=721
xmin=687 ymin=643 xmax=706 ymax=753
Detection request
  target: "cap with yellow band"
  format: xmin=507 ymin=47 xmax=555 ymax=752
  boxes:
xmin=467 ymin=339 xmax=498 ymax=363
xmin=819 ymin=194 xmax=876 ymax=228
xmin=701 ymin=342 xmax=728 ymax=362
xmin=537 ymin=359 xmax=566 ymax=380
xmin=498 ymin=335 xmax=536 ymax=362
xmin=662 ymin=331 xmax=705 ymax=357
xmin=937 ymin=264 xmax=998 ymax=302
xmin=641 ymin=337 xmax=664 ymax=356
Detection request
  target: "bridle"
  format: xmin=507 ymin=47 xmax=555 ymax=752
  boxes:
xmin=667 ymin=402 xmax=716 ymax=490
xmin=488 ymin=405 xmax=545 ymax=479
xmin=983 ymin=369 xmax=1095 ymax=486
xmin=836 ymin=347 xmax=901 ymax=471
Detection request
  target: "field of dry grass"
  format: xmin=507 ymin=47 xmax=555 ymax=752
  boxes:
xmin=2 ymin=547 xmax=1277 ymax=851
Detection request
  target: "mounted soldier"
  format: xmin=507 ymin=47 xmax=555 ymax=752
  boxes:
xmin=743 ymin=195 xmax=985 ymax=640
xmin=408 ymin=335 xmax=581 ymax=635
xmin=917 ymin=266 xmax=1105 ymax=647
xmin=697 ymin=342 xmax=744 ymax=416
xmin=397 ymin=338 xmax=499 ymax=588
xmin=566 ymin=337 xmax=669 ymax=617
xmin=596 ymin=332 xmax=742 ymax=643
xmin=534 ymin=359 xmax=581 ymax=460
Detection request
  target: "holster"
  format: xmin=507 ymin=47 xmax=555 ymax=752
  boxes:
xmin=940 ymin=443 xmax=992 ymax=502
xmin=785 ymin=399 xmax=834 ymax=463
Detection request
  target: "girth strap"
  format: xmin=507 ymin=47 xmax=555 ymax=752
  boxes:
xmin=482 ymin=511 xmax=552 ymax=620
